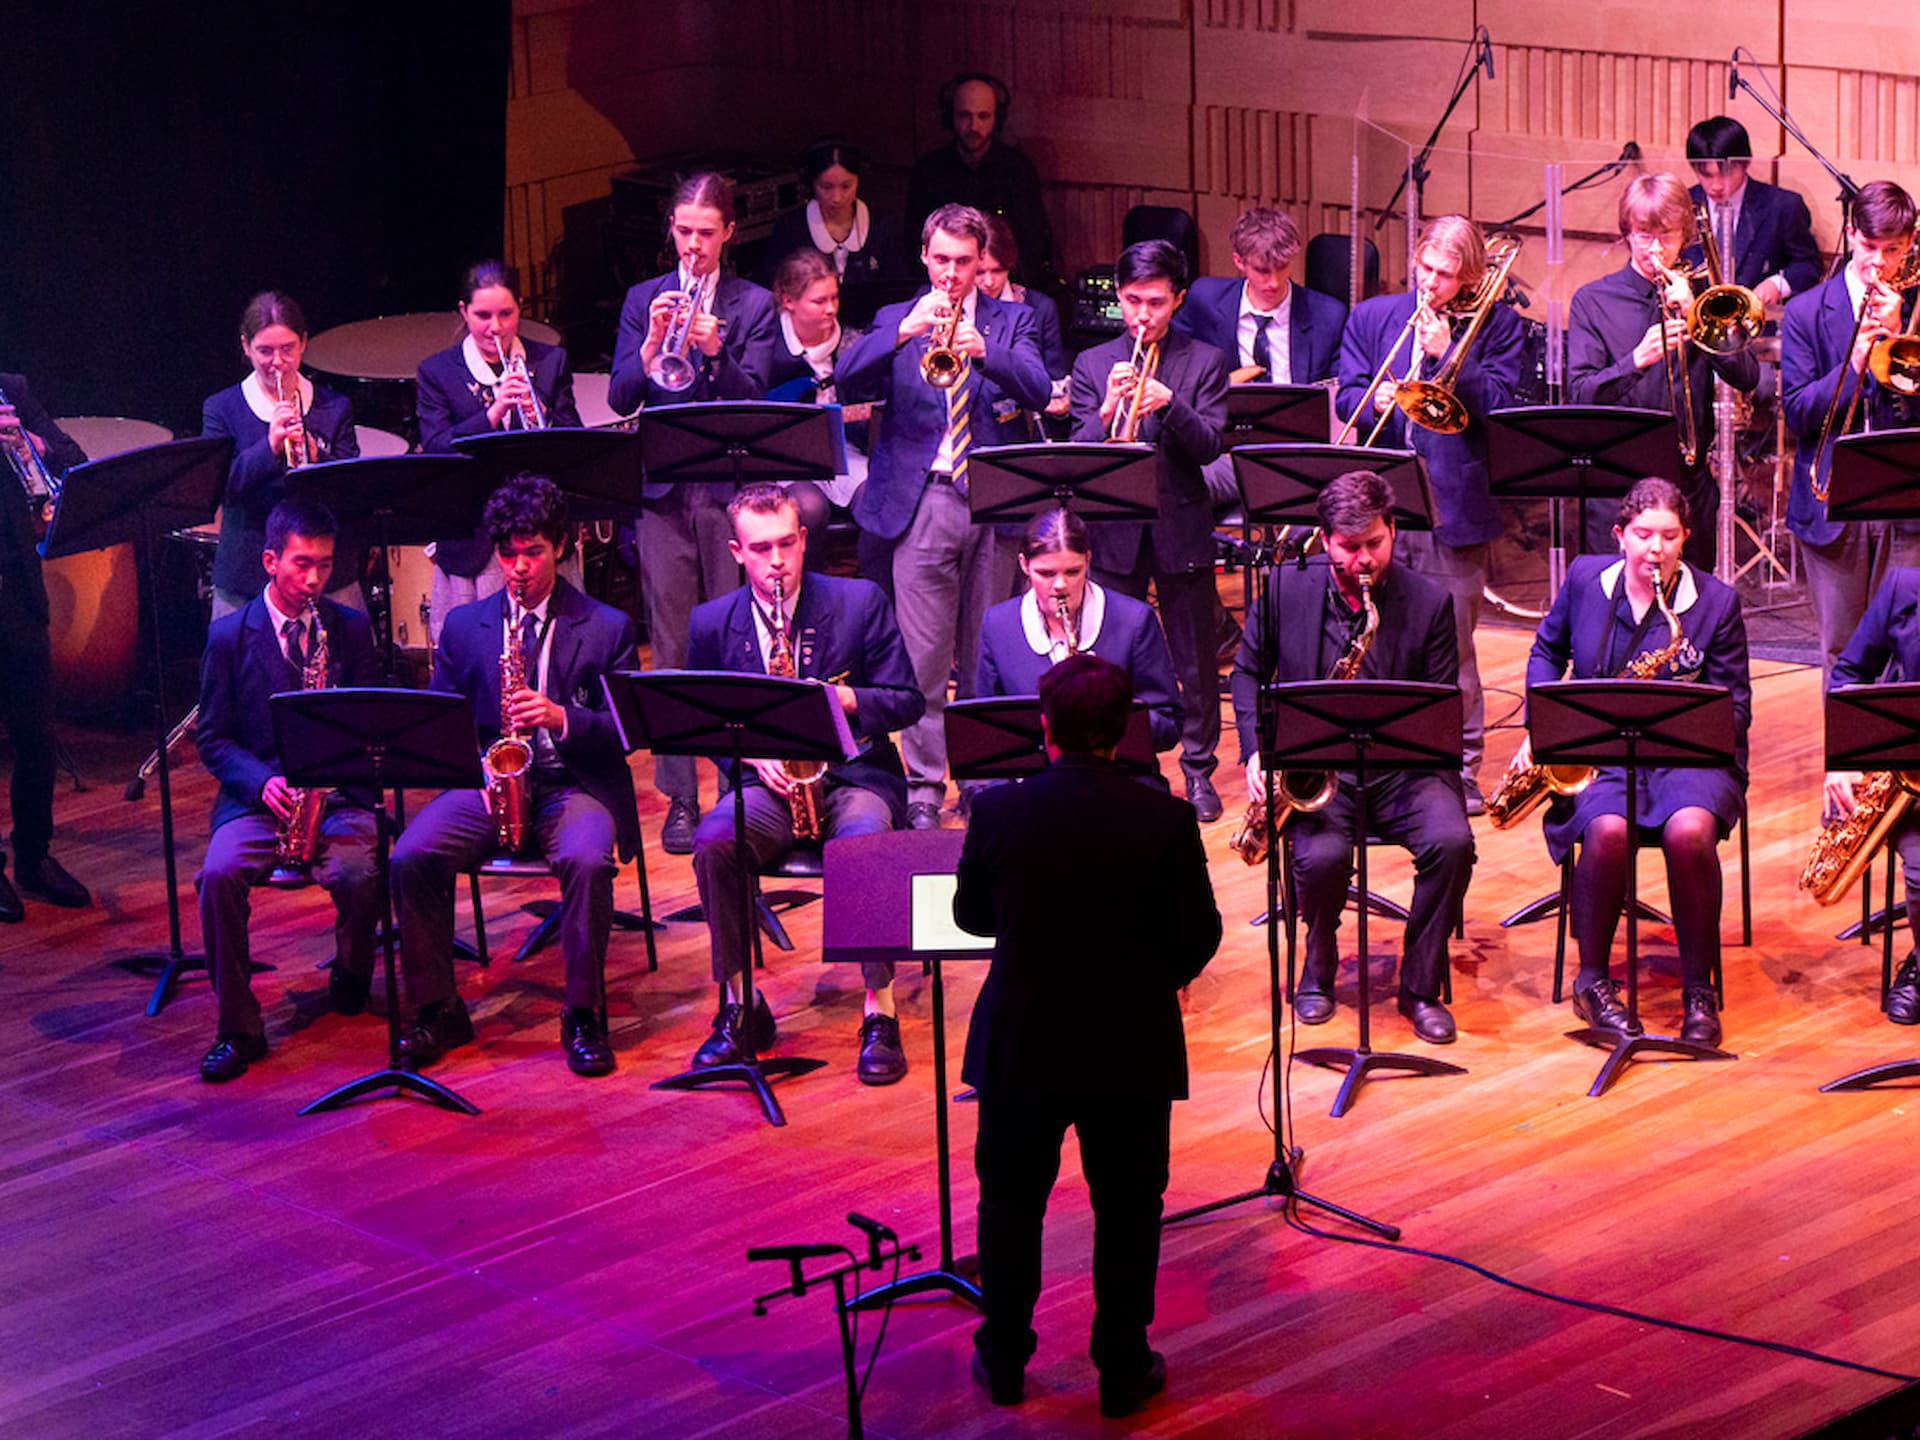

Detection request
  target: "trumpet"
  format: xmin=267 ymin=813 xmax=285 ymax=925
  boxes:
xmin=1107 ymin=322 xmax=1161 ymax=443
xmin=501 ymin=346 xmax=547 ymax=429
xmin=920 ymin=279 xmax=966 ymax=387
xmin=649 ymin=272 xmax=713 ymax=393
xmin=0 ymin=377 xmax=60 ymax=539
xmin=274 ymin=370 xmax=313 ymax=469
xmin=1811 ymin=249 xmax=1920 ymax=503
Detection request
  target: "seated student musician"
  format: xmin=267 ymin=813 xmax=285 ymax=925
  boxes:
xmin=1686 ymin=115 xmax=1823 ymax=311
xmin=1507 ymin=478 xmax=1750 ymax=1046
xmin=975 ymin=506 xmax=1182 ymax=758
xmin=390 ymin=473 xmax=640 ymax=1078
xmin=976 ymin=216 xmax=1070 ymax=428
xmin=1824 ymin=568 xmax=1920 ymax=1025
xmin=1173 ymin=205 xmax=1347 ymax=386
xmin=1230 ymin=470 xmax=1473 ymax=1043
xmin=194 ymin=499 xmax=382 ymax=1083
xmin=686 ymin=484 xmax=925 ymax=1083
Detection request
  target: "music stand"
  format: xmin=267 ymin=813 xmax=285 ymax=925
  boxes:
xmin=1266 ymin=681 xmax=1470 ymax=1117
xmin=964 ymin=442 xmax=1161 ymax=527
xmin=944 ymin=696 xmax=1159 ymax=780
xmin=603 ymin=669 xmax=846 ymax=1127
xmin=1826 ymin=430 xmax=1920 ymax=524
xmin=451 ymin=428 xmax=645 ymax=524
xmin=1528 ymin=680 xmax=1739 ymax=1097
xmin=1223 ymin=385 xmax=1335 ymax=449
xmin=1485 ymin=406 xmax=1680 ymax=596
xmin=272 ymin=687 xmax=484 ymax=1117
xmin=43 ymin=436 xmax=231 ymax=1014
xmin=635 ymin=401 xmax=840 ymax=491
xmin=1231 ymin=444 xmax=1435 ymax=536
xmin=817 ymin=828 xmax=988 ymax=1312
xmin=1821 ymin=683 xmax=1920 ymax=1091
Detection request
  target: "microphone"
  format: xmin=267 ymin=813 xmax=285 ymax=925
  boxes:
xmin=847 ymin=1212 xmax=896 ymax=1243
xmin=1477 ymin=26 xmax=1496 ymax=81
xmin=1729 ymin=51 xmax=1739 ymax=101
xmin=747 ymin=1243 xmax=844 ymax=1263
xmin=1622 ymin=141 xmax=1642 ymax=164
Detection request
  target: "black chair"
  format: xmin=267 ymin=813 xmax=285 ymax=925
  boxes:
xmin=662 ymin=842 xmax=823 ymax=961
xmin=461 ymin=851 xmax=659 ymax=973
xmin=1305 ymin=233 xmax=1379 ymax=303
xmin=1276 ymin=830 xmax=1457 ymax=1006
xmin=1122 ymin=204 xmax=1201 ymax=281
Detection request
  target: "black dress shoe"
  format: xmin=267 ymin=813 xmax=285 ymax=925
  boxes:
xmin=1398 ymin=993 xmax=1457 ymax=1044
xmin=1099 ymin=1351 xmax=1167 ymax=1420
xmin=1889 ymin=956 xmax=1920 ymax=1025
xmin=0 ymin=868 xmax=20 ymax=924
xmin=1571 ymin=976 xmax=1641 ymax=1035
xmin=396 ymin=997 xmax=475 ymax=1069
xmin=329 ymin=966 xmax=372 ymax=1017
xmin=970 ymin=1349 xmax=1024 ymax=1406
xmin=1294 ymin=985 xmax=1335 ymax=1024
xmin=1680 ymin=987 xmax=1722 ymax=1047
xmin=16 ymin=854 xmax=90 ymax=908
xmin=1185 ymin=773 xmax=1223 ymax=823
xmin=200 ymin=1033 xmax=268 ymax=1083
xmin=906 ymin=801 xmax=943 ymax=831
xmin=660 ymin=799 xmax=699 ymax=856
xmin=561 ymin=1008 xmax=616 ymax=1077
xmin=693 ymin=993 xmax=777 ymax=1067
xmin=856 ymin=1013 xmax=908 ymax=1085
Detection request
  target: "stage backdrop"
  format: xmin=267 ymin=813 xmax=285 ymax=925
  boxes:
xmin=0 ymin=1 xmax=511 ymax=438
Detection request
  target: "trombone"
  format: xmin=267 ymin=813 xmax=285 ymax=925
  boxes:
xmin=1810 ymin=249 xmax=1920 ymax=503
xmin=1650 ymin=205 xmax=1764 ymax=469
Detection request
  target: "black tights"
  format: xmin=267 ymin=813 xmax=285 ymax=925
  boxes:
xmin=1572 ymin=807 xmax=1721 ymax=990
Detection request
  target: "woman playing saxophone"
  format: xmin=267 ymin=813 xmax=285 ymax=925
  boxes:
xmin=1506 ymin=478 xmax=1750 ymax=1046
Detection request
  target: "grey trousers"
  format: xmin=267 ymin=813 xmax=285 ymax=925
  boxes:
xmin=391 ymin=782 xmax=616 ymax=1015
xmin=197 ymin=805 xmax=379 ymax=1039
xmin=638 ymin=487 xmax=741 ymax=806
xmin=1803 ymin=523 xmax=1920 ymax=683
xmin=1398 ymin=533 xmax=1488 ymax=780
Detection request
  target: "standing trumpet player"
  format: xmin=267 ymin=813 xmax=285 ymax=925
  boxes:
xmin=1508 ymin=479 xmax=1750 ymax=1045
xmin=194 ymin=500 xmax=380 ymax=1082
xmin=685 ymin=486 xmax=924 ymax=1083
xmin=1229 ymin=471 xmax=1473 ymax=1043
xmin=390 ymin=474 xmax=640 ymax=1078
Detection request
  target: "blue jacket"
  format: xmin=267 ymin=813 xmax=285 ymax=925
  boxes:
xmin=686 ymin=573 xmax=925 ymax=825
xmin=0 ymin=372 xmax=84 ymax=627
xmin=1687 ymin=176 xmax=1823 ymax=298
xmin=201 ymin=379 xmax=360 ymax=596
xmin=1833 ymin=566 xmax=1920 ymax=689
xmin=197 ymin=594 xmax=381 ymax=834
xmin=1173 ymin=277 xmax=1347 ymax=384
xmin=837 ymin=289 xmax=1052 ymax=541
xmin=433 ymin=577 xmax=641 ymax=861
xmin=974 ymin=587 xmax=1183 ymax=752
xmin=1333 ymin=291 xmax=1524 ymax=548
xmin=1781 ymin=272 xmax=1917 ymax=547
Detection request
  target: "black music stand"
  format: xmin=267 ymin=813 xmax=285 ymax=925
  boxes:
xmin=273 ymin=688 xmax=483 ymax=1117
xmin=1821 ymin=683 xmax=1920 ymax=1092
xmin=1827 ymin=431 xmax=1920 ymax=524
xmin=944 ymin=696 xmax=1160 ymax=779
xmin=1485 ymin=406 xmax=1680 ymax=593
xmin=964 ymin=442 xmax=1161 ymax=526
xmin=1223 ymin=384 xmax=1335 ymax=449
xmin=1528 ymin=680 xmax=1739 ymax=1097
xmin=635 ymin=401 xmax=840 ymax=491
xmin=1231 ymin=444 xmax=1435 ymax=536
xmin=817 ymin=827 xmax=988 ymax=1312
xmin=43 ymin=436 xmax=232 ymax=1015
xmin=604 ymin=669 xmax=845 ymax=1127
xmin=1271 ymin=681 xmax=1470 ymax=1117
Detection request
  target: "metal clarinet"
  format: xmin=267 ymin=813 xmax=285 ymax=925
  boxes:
xmin=766 ymin=575 xmax=826 ymax=839
xmin=272 ymin=600 xmax=332 ymax=879
xmin=482 ymin=582 xmax=535 ymax=852
xmin=274 ymin=371 xmax=313 ymax=469
xmin=502 ymin=346 xmax=548 ymax=429
xmin=1107 ymin=321 xmax=1162 ymax=443
xmin=0 ymin=377 xmax=60 ymax=540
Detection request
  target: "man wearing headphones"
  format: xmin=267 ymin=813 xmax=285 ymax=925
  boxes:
xmin=906 ymin=73 xmax=1057 ymax=290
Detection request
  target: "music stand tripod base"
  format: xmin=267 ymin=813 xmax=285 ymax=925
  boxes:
xmin=301 ymin=1064 xmax=482 ymax=1117
xmin=651 ymin=1055 xmax=829 ymax=1129
xmin=1294 ymin=1044 xmax=1468 ymax=1119
xmin=1567 ymin=1026 xmax=1735 ymax=1098
xmin=1821 ymin=1057 xmax=1920 ymax=1092
xmin=116 ymin=955 xmax=274 ymax=1018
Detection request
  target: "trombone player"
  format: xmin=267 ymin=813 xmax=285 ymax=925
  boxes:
xmin=1229 ymin=471 xmax=1473 ymax=1043
xmin=1567 ymin=173 xmax=1760 ymax=569
xmin=1334 ymin=215 xmax=1525 ymax=814
xmin=1781 ymin=180 xmax=1920 ymax=680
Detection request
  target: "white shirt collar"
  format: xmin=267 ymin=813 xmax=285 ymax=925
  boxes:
xmin=242 ymin=370 xmax=313 ymax=423
xmin=462 ymin=333 xmax=526 ymax=389
xmin=1238 ymin=281 xmax=1292 ymax=322
xmin=806 ymin=200 xmax=870 ymax=274
xmin=1597 ymin=558 xmax=1701 ymax=615
xmin=1019 ymin=583 xmax=1106 ymax=660
xmin=779 ymin=313 xmax=842 ymax=378
xmin=262 ymin=585 xmax=303 ymax=636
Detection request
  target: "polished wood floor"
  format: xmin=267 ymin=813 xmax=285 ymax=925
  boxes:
xmin=5 ymin=626 xmax=1919 ymax=1439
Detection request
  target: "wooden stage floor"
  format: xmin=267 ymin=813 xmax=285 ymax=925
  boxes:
xmin=5 ymin=627 xmax=1919 ymax=1439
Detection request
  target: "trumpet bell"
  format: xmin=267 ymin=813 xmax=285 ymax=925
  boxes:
xmin=1394 ymin=379 xmax=1468 ymax=435
xmin=921 ymin=348 xmax=964 ymax=388
xmin=650 ymin=353 xmax=698 ymax=393
xmin=1690 ymin=284 xmax=1764 ymax=356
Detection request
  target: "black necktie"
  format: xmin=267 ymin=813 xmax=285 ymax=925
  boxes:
xmin=1251 ymin=315 xmax=1273 ymax=378
xmin=282 ymin=617 xmax=306 ymax=670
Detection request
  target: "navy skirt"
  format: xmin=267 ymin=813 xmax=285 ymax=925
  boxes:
xmin=1541 ymin=764 xmax=1746 ymax=865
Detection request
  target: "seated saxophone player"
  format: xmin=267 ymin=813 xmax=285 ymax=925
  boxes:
xmin=1507 ymin=479 xmax=1750 ymax=1045
xmin=685 ymin=485 xmax=925 ymax=1084
xmin=1821 ymin=567 xmax=1920 ymax=1024
xmin=1228 ymin=470 xmax=1474 ymax=1044
xmin=1566 ymin=173 xmax=1760 ymax=565
xmin=389 ymin=474 xmax=640 ymax=1079
xmin=1334 ymin=215 xmax=1524 ymax=816
xmin=194 ymin=500 xmax=381 ymax=1083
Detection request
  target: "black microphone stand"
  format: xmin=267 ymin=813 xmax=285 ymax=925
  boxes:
xmin=1376 ymin=30 xmax=1491 ymax=233
xmin=1493 ymin=144 xmax=1643 ymax=230
xmin=1729 ymin=46 xmax=1860 ymax=216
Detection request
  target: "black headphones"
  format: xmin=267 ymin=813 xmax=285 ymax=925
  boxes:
xmin=938 ymin=71 xmax=1012 ymax=134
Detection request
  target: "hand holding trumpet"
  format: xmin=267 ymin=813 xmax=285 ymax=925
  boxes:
xmin=1101 ymin=355 xmax=1171 ymax=427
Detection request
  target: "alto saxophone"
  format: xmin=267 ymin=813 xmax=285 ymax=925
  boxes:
xmin=273 ymin=600 xmax=331 ymax=876
xmin=1057 ymin=594 xmax=1079 ymax=656
xmin=767 ymin=575 xmax=826 ymax=839
xmin=1231 ymin=573 xmax=1377 ymax=865
xmin=1487 ymin=560 xmax=1684 ymax=829
xmin=482 ymin=583 xmax=535 ymax=851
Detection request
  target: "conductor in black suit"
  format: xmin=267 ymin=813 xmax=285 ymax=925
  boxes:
xmin=955 ymin=654 xmax=1220 ymax=1420
xmin=1230 ymin=470 xmax=1473 ymax=1043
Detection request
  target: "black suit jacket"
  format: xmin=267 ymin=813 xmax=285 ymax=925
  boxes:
xmin=1229 ymin=556 xmax=1457 ymax=764
xmin=1173 ymin=277 xmax=1348 ymax=384
xmin=1834 ymin=566 xmax=1920 ymax=689
xmin=197 ymin=594 xmax=381 ymax=833
xmin=956 ymin=753 xmax=1220 ymax=1101
xmin=0 ymin=372 xmax=84 ymax=627
xmin=1069 ymin=328 xmax=1230 ymax=574
xmin=433 ymin=577 xmax=641 ymax=861
xmin=1687 ymin=176 xmax=1822 ymax=298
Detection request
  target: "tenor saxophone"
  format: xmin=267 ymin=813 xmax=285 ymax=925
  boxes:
xmin=482 ymin=583 xmax=535 ymax=851
xmin=766 ymin=576 xmax=826 ymax=840
xmin=1800 ymin=770 xmax=1920 ymax=904
xmin=273 ymin=600 xmax=331 ymax=875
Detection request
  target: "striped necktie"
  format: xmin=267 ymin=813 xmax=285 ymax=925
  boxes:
xmin=947 ymin=363 xmax=973 ymax=495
